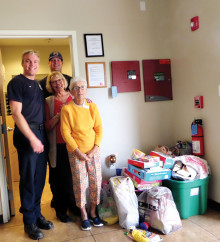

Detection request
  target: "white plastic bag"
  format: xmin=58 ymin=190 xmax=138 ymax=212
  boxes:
xmin=109 ymin=176 xmax=139 ymax=229
xmin=138 ymin=186 xmax=182 ymax=234
xmin=97 ymin=183 xmax=119 ymax=225
xmin=173 ymin=155 xmax=210 ymax=179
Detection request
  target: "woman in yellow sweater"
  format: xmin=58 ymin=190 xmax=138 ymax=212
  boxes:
xmin=60 ymin=76 xmax=103 ymax=231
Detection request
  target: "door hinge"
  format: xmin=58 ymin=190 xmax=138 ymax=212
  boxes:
xmin=1 ymin=124 xmax=6 ymax=134
xmin=8 ymin=190 xmax=14 ymax=201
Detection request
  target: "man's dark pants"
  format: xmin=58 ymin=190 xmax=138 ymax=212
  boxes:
xmin=13 ymin=127 xmax=47 ymax=225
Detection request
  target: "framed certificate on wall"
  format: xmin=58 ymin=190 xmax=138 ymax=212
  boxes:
xmin=85 ymin=62 xmax=107 ymax=88
xmin=84 ymin=34 xmax=104 ymax=57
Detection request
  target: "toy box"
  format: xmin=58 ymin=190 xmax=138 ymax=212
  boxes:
xmin=150 ymin=151 xmax=174 ymax=169
xmin=128 ymin=164 xmax=171 ymax=182
xmin=124 ymin=168 xmax=161 ymax=189
xmin=128 ymin=159 xmax=163 ymax=169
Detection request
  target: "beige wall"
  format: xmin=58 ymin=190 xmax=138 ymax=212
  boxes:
xmin=0 ymin=0 xmax=174 ymax=183
xmin=168 ymin=0 xmax=220 ymax=202
xmin=1 ymin=0 xmax=219 ymax=202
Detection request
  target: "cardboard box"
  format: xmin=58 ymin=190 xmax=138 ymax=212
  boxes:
xmin=128 ymin=164 xmax=171 ymax=182
xmin=124 ymin=168 xmax=161 ymax=189
xmin=150 ymin=151 xmax=174 ymax=169
xmin=138 ymin=155 xmax=160 ymax=162
xmin=124 ymin=168 xmax=161 ymax=184
xmin=128 ymin=159 xmax=163 ymax=169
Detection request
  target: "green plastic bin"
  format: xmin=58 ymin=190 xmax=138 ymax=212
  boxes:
xmin=163 ymin=176 xmax=210 ymax=219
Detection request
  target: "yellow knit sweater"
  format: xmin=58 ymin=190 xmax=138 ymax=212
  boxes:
xmin=60 ymin=100 xmax=103 ymax=153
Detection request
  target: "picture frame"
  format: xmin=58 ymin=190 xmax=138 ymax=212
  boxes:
xmin=84 ymin=33 xmax=104 ymax=57
xmin=85 ymin=62 xmax=107 ymax=88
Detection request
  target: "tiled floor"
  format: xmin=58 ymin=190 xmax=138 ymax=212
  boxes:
xmin=1 ymin=174 xmax=220 ymax=242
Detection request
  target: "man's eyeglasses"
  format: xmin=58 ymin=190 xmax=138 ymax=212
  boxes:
xmin=50 ymin=79 xmax=63 ymax=85
xmin=72 ymin=86 xmax=87 ymax=91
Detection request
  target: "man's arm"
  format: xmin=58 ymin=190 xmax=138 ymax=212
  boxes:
xmin=10 ymin=100 xmax=44 ymax=153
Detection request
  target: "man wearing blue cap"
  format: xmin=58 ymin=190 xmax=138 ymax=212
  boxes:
xmin=40 ymin=51 xmax=71 ymax=98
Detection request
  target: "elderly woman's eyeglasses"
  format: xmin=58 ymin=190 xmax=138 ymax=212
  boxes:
xmin=72 ymin=86 xmax=87 ymax=91
xmin=50 ymin=79 xmax=63 ymax=85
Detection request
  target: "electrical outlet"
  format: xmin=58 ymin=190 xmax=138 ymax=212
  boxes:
xmin=110 ymin=163 xmax=116 ymax=169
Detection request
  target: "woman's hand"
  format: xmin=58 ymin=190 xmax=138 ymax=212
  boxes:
xmin=86 ymin=98 xmax=93 ymax=103
xmin=86 ymin=145 xmax=99 ymax=160
xmin=74 ymin=148 xmax=90 ymax=162
xmin=55 ymin=112 xmax=60 ymax=120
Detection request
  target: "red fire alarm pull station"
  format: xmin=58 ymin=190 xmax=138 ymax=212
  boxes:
xmin=194 ymin=96 xmax=203 ymax=108
xmin=191 ymin=16 xmax=199 ymax=31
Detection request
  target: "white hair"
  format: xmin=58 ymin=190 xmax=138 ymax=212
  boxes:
xmin=69 ymin=76 xmax=87 ymax=90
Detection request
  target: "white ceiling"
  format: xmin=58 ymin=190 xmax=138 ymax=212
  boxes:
xmin=0 ymin=38 xmax=69 ymax=46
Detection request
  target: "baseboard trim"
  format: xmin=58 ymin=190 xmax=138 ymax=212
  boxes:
xmin=208 ymin=199 xmax=220 ymax=212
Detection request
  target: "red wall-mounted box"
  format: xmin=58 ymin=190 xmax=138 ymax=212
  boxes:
xmin=111 ymin=61 xmax=141 ymax=93
xmin=142 ymin=59 xmax=173 ymax=102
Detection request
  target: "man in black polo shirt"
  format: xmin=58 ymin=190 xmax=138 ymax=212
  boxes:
xmin=7 ymin=50 xmax=54 ymax=240
xmin=39 ymin=51 xmax=71 ymax=98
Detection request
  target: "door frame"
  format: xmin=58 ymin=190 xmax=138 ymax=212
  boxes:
xmin=0 ymin=30 xmax=79 ymax=220
xmin=0 ymin=49 xmax=10 ymax=222
xmin=0 ymin=30 xmax=80 ymax=76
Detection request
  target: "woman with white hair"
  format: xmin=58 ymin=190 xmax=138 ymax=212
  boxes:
xmin=60 ymin=76 xmax=103 ymax=231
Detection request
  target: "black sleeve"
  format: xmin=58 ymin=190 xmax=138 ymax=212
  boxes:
xmin=7 ymin=78 xmax=23 ymax=103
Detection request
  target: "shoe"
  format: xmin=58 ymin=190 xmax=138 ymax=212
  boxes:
xmin=81 ymin=219 xmax=91 ymax=231
xmin=19 ymin=206 xmax=23 ymax=214
xmin=36 ymin=215 xmax=54 ymax=230
xmin=24 ymin=224 xmax=44 ymax=240
xmin=57 ymin=212 xmax=72 ymax=223
xmin=89 ymin=216 xmax=104 ymax=227
xmin=50 ymin=199 xmax=55 ymax=208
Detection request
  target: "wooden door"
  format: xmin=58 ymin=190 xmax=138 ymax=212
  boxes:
xmin=6 ymin=115 xmax=19 ymax=182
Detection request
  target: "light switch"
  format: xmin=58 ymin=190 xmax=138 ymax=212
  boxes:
xmin=140 ymin=1 xmax=146 ymax=11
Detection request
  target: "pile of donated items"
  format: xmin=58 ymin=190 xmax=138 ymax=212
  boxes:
xmin=97 ymin=146 xmax=210 ymax=242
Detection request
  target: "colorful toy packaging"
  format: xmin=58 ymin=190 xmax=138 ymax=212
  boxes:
xmin=125 ymin=228 xmax=162 ymax=242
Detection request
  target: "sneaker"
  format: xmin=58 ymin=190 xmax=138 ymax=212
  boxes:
xmin=81 ymin=219 xmax=91 ymax=231
xmin=89 ymin=217 xmax=104 ymax=227
xmin=57 ymin=212 xmax=72 ymax=223
xmin=24 ymin=224 xmax=44 ymax=240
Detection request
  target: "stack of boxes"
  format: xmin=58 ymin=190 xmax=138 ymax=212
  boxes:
xmin=123 ymin=149 xmax=210 ymax=219
xmin=124 ymin=149 xmax=174 ymax=191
